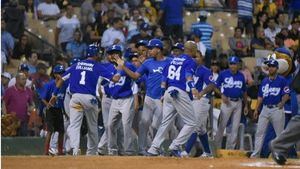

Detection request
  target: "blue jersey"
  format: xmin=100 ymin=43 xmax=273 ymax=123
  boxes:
xmin=163 ymin=54 xmax=197 ymax=92
xmin=160 ymin=0 xmax=184 ymax=25
xmin=100 ymin=63 xmax=116 ymax=97
xmin=194 ymin=65 xmax=215 ymax=92
xmin=63 ymin=59 xmax=114 ymax=96
xmin=217 ymin=69 xmax=246 ymax=98
xmin=41 ymin=79 xmax=67 ymax=108
xmin=258 ymin=75 xmax=290 ymax=106
xmin=109 ymin=62 xmax=136 ymax=99
xmin=137 ymin=57 xmax=171 ymax=99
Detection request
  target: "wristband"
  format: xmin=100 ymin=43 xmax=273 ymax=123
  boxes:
xmin=187 ymin=80 xmax=195 ymax=89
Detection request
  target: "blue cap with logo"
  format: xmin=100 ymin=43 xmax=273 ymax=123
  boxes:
xmin=172 ymin=43 xmax=184 ymax=50
xmin=107 ymin=45 xmax=122 ymax=54
xmin=266 ymin=59 xmax=279 ymax=68
xmin=228 ymin=56 xmax=240 ymax=64
xmin=53 ymin=64 xmax=65 ymax=74
xmin=86 ymin=44 xmax=99 ymax=57
xmin=19 ymin=63 xmax=29 ymax=71
xmin=136 ymin=40 xmax=148 ymax=48
xmin=147 ymin=38 xmax=163 ymax=49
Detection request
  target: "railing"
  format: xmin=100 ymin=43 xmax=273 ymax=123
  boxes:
xmin=24 ymin=28 xmax=64 ymax=65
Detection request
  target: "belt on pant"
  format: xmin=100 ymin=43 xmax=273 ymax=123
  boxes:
xmin=105 ymin=94 xmax=113 ymax=99
xmin=229 ymin=97 xmax=240 ymax=102
xmin=264 ymin=104 xmax=278 ymax=109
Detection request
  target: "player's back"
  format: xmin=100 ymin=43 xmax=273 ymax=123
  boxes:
xmin=165 ymin=54 xmax=197 ymax=91
xmin=68 ymin=59 xmax=114 ymax=96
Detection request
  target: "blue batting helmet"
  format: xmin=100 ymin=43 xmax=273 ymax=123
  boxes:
xmin=53 ymin=64 xmax=65 ymax=74
xmin=86 ymin=44 xmax=99 ymax=57
xmin=228 ymin=56 xmax=240 ymax=64
xmin=107 ymin=45 xmax=122 ymax=54
xmin=69 ymin=57 xmax=81 ymax=66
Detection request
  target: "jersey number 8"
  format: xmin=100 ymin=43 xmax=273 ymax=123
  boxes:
xmin=168 ymin=65 xmax=181 ymax=80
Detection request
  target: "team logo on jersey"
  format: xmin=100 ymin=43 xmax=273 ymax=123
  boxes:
xmin=208 ymin=75 xmax=214 ymax=82
xmin=283 ymin=86 xmax=290 ymax=93
xmin=262 ymin=84 xmax=281 ymax=97
xmin=223 ymin=77 xmax=243 ymax=89
xmin=153 ymin=67 xmax=163 ymax=73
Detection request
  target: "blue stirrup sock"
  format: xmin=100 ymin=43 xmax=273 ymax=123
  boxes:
xmin=199 ymin=133 xmax=211 ymax=153
xmin=185 ymin=132 xmax=197 ymax=153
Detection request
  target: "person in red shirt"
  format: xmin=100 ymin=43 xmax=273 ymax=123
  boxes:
xmin=3 ymin=72 xmax=35 ymax=136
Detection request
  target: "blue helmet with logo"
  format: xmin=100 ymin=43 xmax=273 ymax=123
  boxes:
xmin=69 ymin=57 xmax=81 ymax=66
xmin=86 ymin=44 xmax=99 ymax=57
xmin=147 ymin=38 xmax=163 ymax=49
xmin=53 ymin=64 xmax=65 ymax=74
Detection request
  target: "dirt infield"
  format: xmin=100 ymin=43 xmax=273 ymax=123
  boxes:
xmin=2 ymin=156 xmax=300 ymax=169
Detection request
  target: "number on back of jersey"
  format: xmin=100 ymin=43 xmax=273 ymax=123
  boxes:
xmin=168 ymin=65 xmax=181 ymax=80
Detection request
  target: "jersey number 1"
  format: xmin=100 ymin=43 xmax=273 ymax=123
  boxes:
xmin=168 ymin=65 xmax=181 ymax=80
xmin=80 ymin=71 xmax=86 ymax=85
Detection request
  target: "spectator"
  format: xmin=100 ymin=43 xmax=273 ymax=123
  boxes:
xmin=24 ymin=0 xmax=36 ymax=19
xmin=37 ymin=0 xmax=60 ymax=21
xmin=239 ymin=60 xmax=254 ymax=86
xmin=1 ymin=72 xmax=12 ymax=97
xmin=256 ymin=0 xmax=277 ymax=17
xmin=264 ymin=17 xmax=281 ymax=44
xmin=162 ymin=37 xmax=172 ymax=57
xmin=237 ymin=0 xmax=254 ymax=37
xmin=251 ymin=26 xmax=274 ymax=53
xmin=26 ymin=52 xmax=39 ymax=74
xmin=288 ymin=0 xmax=300 ymax=21
xmin=191 ymin=11 xmax=213 ymax=66
xmin=130 ymin=23 xmax=152 ymax=44
xmin=66 ymin=30 xmax=87 ymax=59
xmin=101 ymin=0 xmax=127 ymax=17
xmin=228 ymin=27 xmax=250 ymax=58
xmin=1 ymin=51 xmax=7 ymax=72
xmin=93 ymin=1 xmax=109 ymax=36
xmin=82 ymin=24 xmax=101 ymax=45
xmin=191 ymin=33 xmax=206 ymax=57
xmin=276 ymin=11 xmax=289 ymax=29
xmin=12 ymin=34 xmax=32 ymax=59
xmin=152 ymin=25 xmax=164 ymax=39
xmin=125 ymin=8 xmax=142 ymax=34
xmin=143 ymin=0 xmax=158 ymax=25
xmin=254 ymin=12 xmax=268 ymax=30
xmin=3 ymin=72 xmax=34 ymax=136
xmin=3 ymin=0 xmax=25 ymax=39
xmin=55 ymin=4 xmax=80 ymax=52
xmin=8 ymin=64 xmax=33 ymax=88
xmin=101 ymin=17 xmax=125 ymax=48
xmin=274 ymin=33 xmax=286 ymax=48
xmin=288 ymin=20 xmax=300 ymax=41
xmin=158 ymin=0 xmax=184 ymax=41
xmin=30 ymin=63 xmax=50 ymax=99
xmin=80 ymin=0 xmax=94 ymax=28
xmin=1 ymin=18 xmax=15 ymax=64
xmin=126 ymin=18 xmax=145 ymax=41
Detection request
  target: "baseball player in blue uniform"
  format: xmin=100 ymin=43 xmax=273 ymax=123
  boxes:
xmin=214 ymin=56 xmax=248 ymax=150
xmin=105 ymin=45 xmax=138 ymax=155
xmin=146 ymin=41 xmax=199 ymax=157
xmin=42 ymin=65 xmax=67 ymax=155
xmin=116 ymin=39 xmax=171 ymax=155
xmin=250 ymin=60 xmax=290 ymax=158
xmin=50 ymin=44 xmax=121 ymax=155
xmin=182 ymin=53 xmax=216 ymax=157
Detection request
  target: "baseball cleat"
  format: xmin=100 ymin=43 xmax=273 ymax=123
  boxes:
xmin=169 ymin=149 xmax=182 ymax=157
xmin=48 ymin=148 xmax=58 ymax=156
xmin=199 ymin=152 xmax=213 ymax=158
xmin=271 ymin=152 xmax=286 ymax=165
xmin=180 ymin=151 xmax=189 ymax=157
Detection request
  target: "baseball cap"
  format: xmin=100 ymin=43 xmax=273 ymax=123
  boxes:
xmin=228 ymin=56 xmax=240 ymax=64
xmin=19 ymin=63 xmax=29 ymax=71
xmin=147 ymin=38 xmax=163 ymax=49
xmin=172 ymin=43 xmax=184 ymax=51
xmin=140 ymin=23 xmax=151 ymax=31
xmin=1 ymin=72 xmax=11 ymax=80
xmin=135 ymin=40 xmax=148 ymax=48
xmin=107 ymin=45 xmax=122 ymax=54
xmin=124 ymin=48 xmax=138 ymax=60
xmin=199 ymin=11 xmax=208 ymax=17
xmin=53 ymin=64 xmax=65 ymax=74
xmin=86 ymin=44 xmax=99 ymax=57
xmin=266 ymin=59 xmax=279 ymax=68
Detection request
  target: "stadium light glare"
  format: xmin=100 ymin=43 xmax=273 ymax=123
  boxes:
xmin=48 ymin=29 xmax=53 ymax=33
xmin=186 ymin=11 xmax=191 ymax=16
xmin=207 ymin=12 xmax=211 ymax=16
xmin=227 ymin=13 xmax=231 ymax=17
xmin=220 ymin=33 xmax=224 ymax=37
xmin=218 ymin=18 xmax=222 ymax=23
